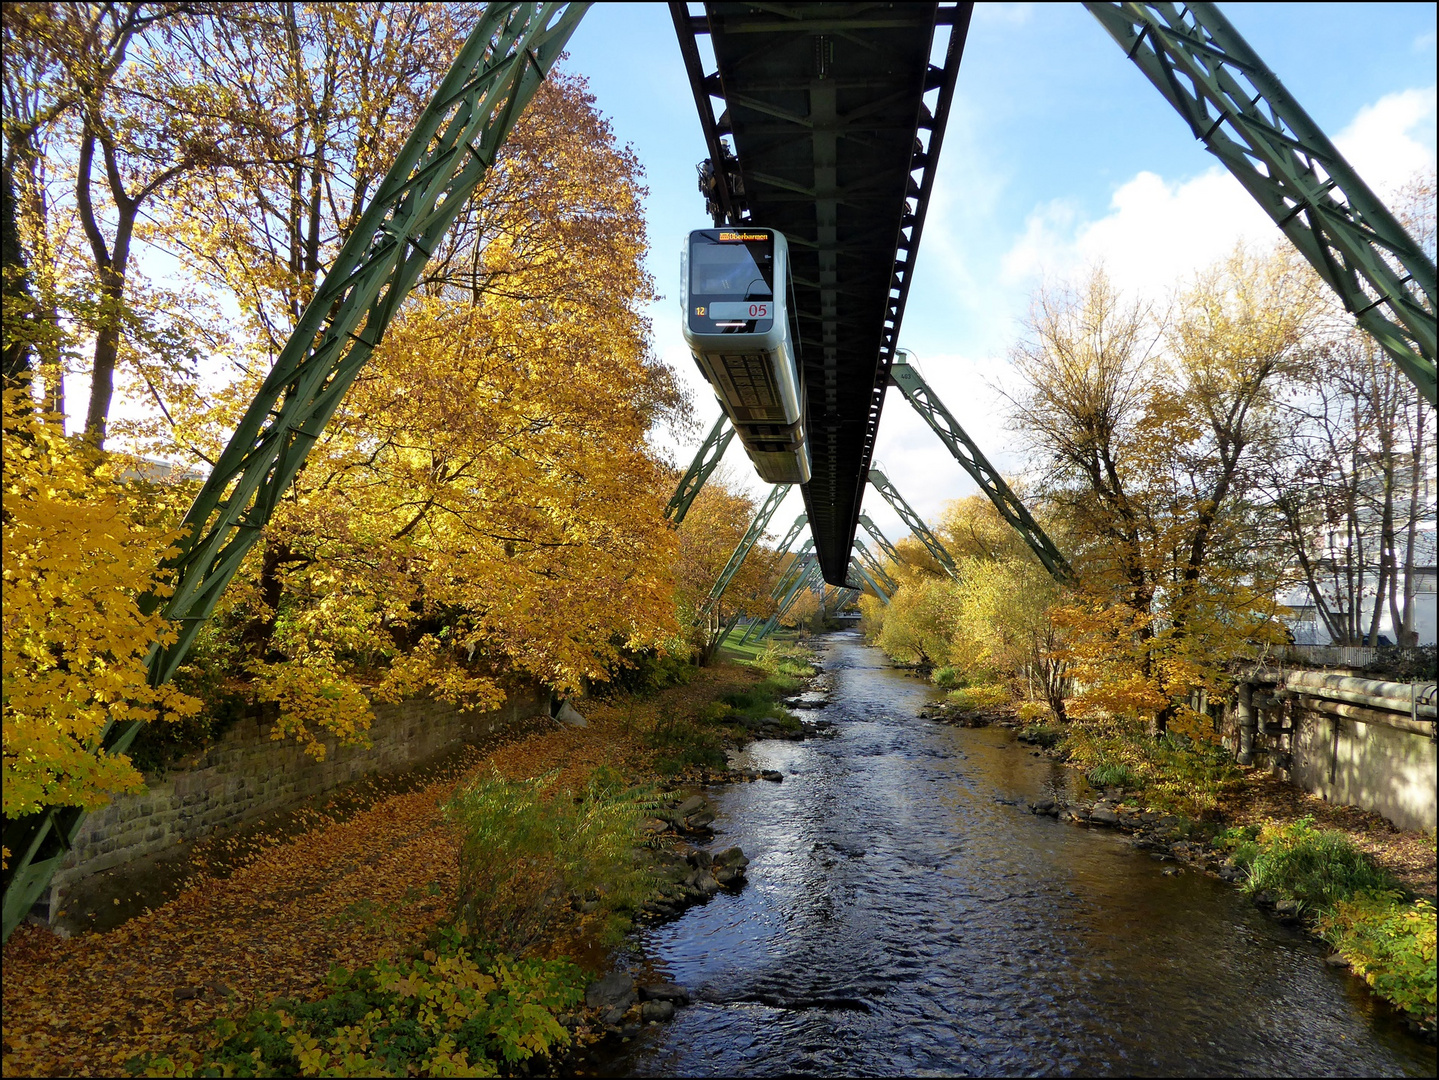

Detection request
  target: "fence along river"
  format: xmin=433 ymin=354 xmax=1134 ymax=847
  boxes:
xmin=599 ymin=630 xmax=1435 ymax=1077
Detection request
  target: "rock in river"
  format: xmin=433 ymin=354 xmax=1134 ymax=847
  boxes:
xmin=585 ymin=972 xmax=636 ymax=1012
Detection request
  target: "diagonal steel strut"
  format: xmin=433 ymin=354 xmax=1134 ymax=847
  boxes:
xmin=1 ymin=1 xmax=592 ymax=944
xmin=666 ymin=413 xmax=735 ymax=523
xmin=889 ymin=356 xmax=1074 ymax=583
xmin=867 ymin=468 xmax=958 ymax=579
xmin=1085 ymin=1 xmax=1436 ymax=405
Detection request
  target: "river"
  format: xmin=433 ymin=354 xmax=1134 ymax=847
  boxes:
xmin=600 ymin=630 xmax=1435 ymax=1077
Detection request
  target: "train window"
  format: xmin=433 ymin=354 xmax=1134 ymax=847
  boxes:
xmin=690 ymin=235 xmax=774 ymax=299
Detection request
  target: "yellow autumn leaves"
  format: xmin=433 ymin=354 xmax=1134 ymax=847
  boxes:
xmin=2 ymin=389 xmax=201 ymax=820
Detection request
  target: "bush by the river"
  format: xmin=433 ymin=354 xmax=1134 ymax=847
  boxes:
xmin=1218 ymin=818 xmax=1436 ymax=1031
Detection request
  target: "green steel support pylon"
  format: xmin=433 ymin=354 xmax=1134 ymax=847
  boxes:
xmin=665 ymin=413 xmax=735 ymax=523
xmin=1 ymin=1 xmax=592 ymax=944
xmin=771 ymin=513 xmax=809 ymax=560
xmin=867 ymin=468 xmax=958 ymax=580
xmin=1085 ymin=1 xmax=1436 ymax=406
xmin=759 ymin=559 xmax=822 ymax=638
xmin=854 ymin=538 xmax=897 ymax=593
xmin=889 ymin=356 xmax=1074 ymax=583
xmin=847 ymin=557 xmax=890 ymax=603
xmin=697 ymin=484 xmax=792 ymax=625
xmin=740 ymin=536 xmax=812 ymax=644
xmin=858 ymin=514 xmax=903 ymax=568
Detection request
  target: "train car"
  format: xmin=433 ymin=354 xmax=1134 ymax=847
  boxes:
xmin=681 ymin=227 xmax=811 ymax=485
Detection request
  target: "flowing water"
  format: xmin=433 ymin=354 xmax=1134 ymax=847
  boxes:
xmin=599 ymin=630 xmax=1435 ymax=1077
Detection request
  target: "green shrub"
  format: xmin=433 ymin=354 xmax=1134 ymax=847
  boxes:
xmin=1087 ymin=761 xmax=1142 ymax=789
xmin=129 ymin=930 xmax=587 ymax=1077
xmin=1319 ymin=891 xmax=1437 ymax=1029
xmin=946 ymin=683 xmax=1009 ymax=710
xmin=755 ymin=643 xmax=817 ymax=679
xmin=932 ymin=666 xmax=963 ymax=689
xmin=649 ymin=717 xmax=726 ymax=775
xmin=1241 ymin=817 xmax=1397 ymax=912
xmin=444 ymin=771 xmax=654 ymax=950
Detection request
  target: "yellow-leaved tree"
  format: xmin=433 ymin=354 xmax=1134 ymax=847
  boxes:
xmin=2 ymin=386 xmax=200 ymax=824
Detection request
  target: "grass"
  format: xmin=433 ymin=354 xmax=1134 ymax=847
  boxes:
xmin=444 ymin=767 xmax=657 ymax=952
xmin=1214 ymin=817 xmax=1435 ymax=1031
xmin=1059 ymin=719 xmax=1242 ymax=816
xmin=1219 ymin=817 xmax=1398 ymax=912
xmin=946 ymin=683 xmax=1009 ymax=711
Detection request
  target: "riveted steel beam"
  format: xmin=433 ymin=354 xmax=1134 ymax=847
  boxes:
xmin=666 ymin=413 xmax=735 ymax=523
xmin=760 ymin=558 xmax=823 ymax=637
xmin=889 ymin=356 xmax=1074 ymax=583
xmin=867 ymin=468 xmax=957 ymax=579
xmin=1 ymin=1 xmax=592 ymax=944
xmin=854 ymin=537 xmax=897 ymax=593
xmin=772 ymin=512 xmax=810 ymax=558
xmin=847 ymin=557 xmax=890 ymax=603
xmin=1085 ymin=1 xmax=1436 ymax=405
xmin=697 ymin=483 xmax=792 ymax=622
xmin=857 ymin=514 xmax=903 ymax=567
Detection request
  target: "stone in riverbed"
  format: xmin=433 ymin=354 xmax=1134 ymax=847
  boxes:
xmin=640 ymin=982 xmax=691 ymax=1005
xmin=713 ymin=846 xmax=749 ymax=870
xmin=585 ymin=972 xmax=636 ymax=1012
xmin=674 ymin=795 xmax=707 ymax=819
xmin=641 ymin=1000 xmax=676 ymax=1022
xmin=1324 ymin=953 xmax=1350 ymax=968
xmin=760 ymin=770 xmax=784 ymax=782
xmin=1089 ymin=807 xmax=1119 ymax=826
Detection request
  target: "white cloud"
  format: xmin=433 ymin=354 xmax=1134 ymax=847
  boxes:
xmin=999 ymin=86 xmax=1437 ymax=304
xmin=1333 ymin=86 xmax=1437 ymax=198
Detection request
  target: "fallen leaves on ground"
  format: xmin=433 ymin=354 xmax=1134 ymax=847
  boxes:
xmin=1 ymin=664 xmax=762 ymax=1077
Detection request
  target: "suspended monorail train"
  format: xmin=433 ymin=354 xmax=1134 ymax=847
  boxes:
xmin=681 ymin=228 xmax=811 ymax=484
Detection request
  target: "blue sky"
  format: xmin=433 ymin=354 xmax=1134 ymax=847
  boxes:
xmin=558 ymin=2 xmax=1437 ymax=552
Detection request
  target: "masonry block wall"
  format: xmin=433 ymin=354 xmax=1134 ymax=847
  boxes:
xmin=46 ymin=686 xmax=547 ymax=917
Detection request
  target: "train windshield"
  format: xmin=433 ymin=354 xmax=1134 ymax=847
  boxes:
xmin=690 ymin=232 xmax=774 ymax=299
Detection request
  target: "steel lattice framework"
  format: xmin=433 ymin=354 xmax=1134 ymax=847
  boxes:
xmin=868 ymin=468 xmax=957 ymax=578
xmin=666 ymin=414 xmax=735 ymax=523
xmin=1085 ymin=1 xmax=1437 ymax=405
xmin=857 ymin=514 xmax=902 ymax=568
xmin=854 ymin=538 xmax=897 ymax=593
xmin=889 ymin=358 xmax=1074 ymax=583
xmin=2 ymin=1 xmax=591 ymax=943
xmin=847 ymin=557 xmax=890 ymax=602
xmin=696 ymin=484 xmax=792 ymax=622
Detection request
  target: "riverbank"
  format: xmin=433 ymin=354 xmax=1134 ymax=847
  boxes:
xmin=0 ymin=643 xmax=826 ymax=1077
xmin=924 ymin=697 xmax=1437 ymax=1039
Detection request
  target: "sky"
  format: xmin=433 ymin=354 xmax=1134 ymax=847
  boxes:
xmin=556 ymin=1 xmax=1437 ymax=555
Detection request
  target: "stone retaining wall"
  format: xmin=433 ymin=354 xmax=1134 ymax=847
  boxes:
xmin=1291 ymin=710 xmax=1437 ymax=834
xmin=45 ymin=686 xmax=547 ymax=919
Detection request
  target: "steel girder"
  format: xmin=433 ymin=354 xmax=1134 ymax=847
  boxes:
xmin=857 ymin=513 xmax=903 ymax=568
xmin=1 ymin=1 xmax=591 ymax=943
xmin=847 ymin=557 xmax=890 ymax=603
xmin=671 ymin=3 xmax=976 ymax=584
xmin=772 ymin=512 xmax=810 ymax=559
xmin=867 ymin=468 xmax=958 ymax=579
xmin=741 ymin=537 xmax=814 ymax=643
xmin=889 ymin=358 xmax=1074 ymax=582
xmin=666 ymin=413 xmax=735 ymax=523
xmin=761 ymin=558 xmax=823 ymax=637
xmin=697 ymin=483 xmax=791 ymax=622
xmin=853 ymin=537 xmax=897 ymax=593
xmin=1085 ymin=1 xmax=1437 ymax=406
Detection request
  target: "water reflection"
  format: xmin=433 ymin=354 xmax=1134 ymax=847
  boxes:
xmin=601 ymin=631 xmax=1434 ymax=1078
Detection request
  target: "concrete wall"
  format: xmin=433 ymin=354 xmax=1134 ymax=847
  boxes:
xmin=45 ymin=686 xmax=547 ymax=916
xmin=1291 ymin=709 xmax=1437 ymax=834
